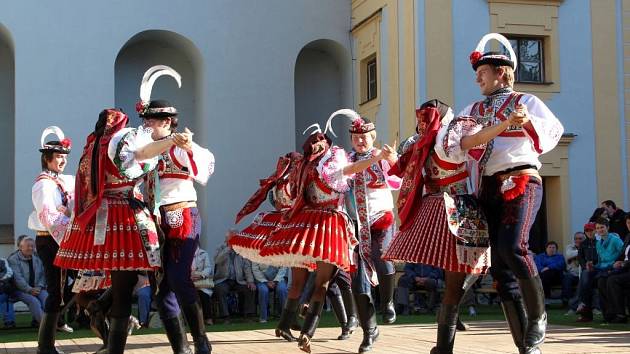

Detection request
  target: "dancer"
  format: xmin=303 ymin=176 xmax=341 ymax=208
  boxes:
xmin=460 ymin=33 xmax=563 ymax=354
xmin=29 ymin=127 xmax=74 ymax=354
xmin=54 ymin=105 xmax=190 ymax=354
xmin=383 ymin=100 xmax=491 ymax=354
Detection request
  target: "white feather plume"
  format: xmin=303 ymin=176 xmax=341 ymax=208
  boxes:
xmin=139 ymin=65 xmax=182 ymax=103
xmin=475 ymin=33 xmax=517 ymax=69
xmin=324 ymin=109 xmax=361 ymax=138
xmin=40 ymin=126 xmax=65 ymax=149
xmin=302 ymin=123 xmax=322 ymax=136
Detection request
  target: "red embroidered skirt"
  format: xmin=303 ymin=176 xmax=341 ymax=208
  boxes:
xmin=383 ymin=194 xmax=485 ymax=274
xmin=54 ymin=198 xmax=160 ymax=271
xmin=258 ymin=208 xmax=357 ymax=271
xmin=229 ymin=211 xmax=283 ymax=264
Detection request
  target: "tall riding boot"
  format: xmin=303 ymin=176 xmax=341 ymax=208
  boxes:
xmin=379 ymin=274 xmax=396 ymax=324
xmin=519 ymin=276 xmax=547 ymax=352
xmin=429 ymin=304 xmax=458 ymax=354
xmin=501 ymin=299 xmax=539 ymax=354
xmin=98 ymin=316 xmax=129 ymax=354
xmin=329 ymin=292 xmax=350 ymax=340
xmin=162 ymin=316 xmax=193 ymax=354
xmin=181 ymin=302 xmax=212 ymax=354
xmin=276 ymin=298 xmax=300 ymax=342
xmin=340 ymin=285 xmax=358 ymax=334
xmin=88 ymin=288 xmax=113 ymax=342
xmin=298 ymin=301 xmax=324 ymax=353
xmin=355 ymin=293 xmax=379 ymax=353
xmin=37 ymin=312 xmax=64 ymax=354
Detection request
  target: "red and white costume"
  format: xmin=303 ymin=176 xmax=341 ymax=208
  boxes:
xmin=29 ymin=171 xmax=75 ymax=244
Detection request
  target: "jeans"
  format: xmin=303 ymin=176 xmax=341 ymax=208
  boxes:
xmin=136 ymin=286 xmax=152 ymax=324
xmin=257 ymin=281 xmax=288 ymax=321
xmin=0 ymin=293 xmax=15 ymax=324
xmin=12 ymin=289 xmax=48 ymax=322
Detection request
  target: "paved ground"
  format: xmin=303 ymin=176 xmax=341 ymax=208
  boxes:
xmin=2 ymin=320 xmax=629 ymax=353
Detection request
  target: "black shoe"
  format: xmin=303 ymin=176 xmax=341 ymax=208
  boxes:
xmin=37 ymin=312 xmax=64 ymax=354
xmin=340 ymin=280 xmax=358 ymax=335
xmin=355 ymin=294 xmax=379 ymax=353
xmin=430 ymin=304 xmax=458 ymax=354
xmin=456 ymin=317 xmax=469 ymax=331
xmin=162 ymin=316 xmax=193 ymax=354
xmin=379 ymin=274 xmax=396 ymax=324
xmin=298 ymin=301 xmax=324 ymax=353
xmin=87 ymin=300 xmax=109 ymax=344
xmin=519 ymin=277 xmax=547 ymax=349
xmin=276 ymin=298 xmax=299 ymax=342
xmin=329 ymin=292 xmax=350 ymax=340
xmin=99 ymin=316 xmax=129 ymax=354
xmin=501 ymin=299 xmax=528 ymax=353
xmin=181 ymin=302 xmax=212 ymax=354
xmin=609 ymin=315 xmax=628 ymax=324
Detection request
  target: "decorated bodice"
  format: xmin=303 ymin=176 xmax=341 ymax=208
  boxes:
xmin=158 ymin=147 xmax=193 ymax=181
xmin=348 ymin=150 xmax=400 ymax=215
xmin=103 ymin=159 xmax=144 ymax=201
xmin=303 ymin=146 xmax=351 ymax=210
xmin=423 ymin=151 xmax=468 ymax=195
xmin=304 ymin=168 xmax=345 ymax=209
xmin=272 ymin=165 xmax=298 ymax=210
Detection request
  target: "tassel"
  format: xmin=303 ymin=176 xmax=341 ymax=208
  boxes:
xmin=501 ymin=175 xmax=529 ymax=201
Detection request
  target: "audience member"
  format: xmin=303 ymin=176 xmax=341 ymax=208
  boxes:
xmin=0 ymin=257 xmax=16 ymax=328
xmin=576 ymin=218 xmax=624 ymax=322
xmin=252 ymin=263 xmax=288 ymax=323
xmin=395 ymin=263 xmax=443 ymax=314
xmin=534 ymin=241 xmax=565 ymax=300
xmin=598 ymin=213 xmax=630 ymax=323
xmin=7 ymin=236 xmax=48 ymax=325
xmin=192 ymin=246 xmax=214 ymax=325
xmin=589 ymin=208 xmax=607 ymax=223
xmin=602 ymin=200 xmax=627 ymax=236
xmin=134 ymin=274 xmax=152 ymax=328
xmin=562 ymin=232 xmax=584 ymax=307
xmin=214 ymin=232 xmax=256 ymax=322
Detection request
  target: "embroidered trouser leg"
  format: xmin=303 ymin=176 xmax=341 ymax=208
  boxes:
xmin=156 ymin=235 xmax=199 ymax=319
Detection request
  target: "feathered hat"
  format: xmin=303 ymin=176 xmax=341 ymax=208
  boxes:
xmin=39 ymin=126 xmax=71 ymax=154
xmin=323 ymin=109 xmax=370 ymax=137
xmin=469 ymin=33 xmax=517 ymax=71
xmin=135 ymin=65 xmax=182 ymax=118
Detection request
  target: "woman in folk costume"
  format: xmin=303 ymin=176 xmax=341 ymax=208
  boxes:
xmin=258 ymin=110 xmax=389 ymax=353
xmin=29 ymin=127 xmax=74 ymax=354
xmin=138 ymin=65 xmax=215 ymax=354
xmin=54 ymin=106 xmax=190 ymax=354
xmin=326 ymin=111 xmax=400 ymax=352
xmin=383 ymin=99 xmax=491 ymax=354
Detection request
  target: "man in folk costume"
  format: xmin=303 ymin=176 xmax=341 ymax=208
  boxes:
xmin=458 ymin=33 xmax=563 ymax=354
xmin=54 ymin=105 xmax=190 ymax=354
xmin=29 ymin=127 xmax=74 ymax=354
xmin=137 ymin=65 xmax=215 ymax=354
xmin=326 ymin=111 xmax=400 ymax=351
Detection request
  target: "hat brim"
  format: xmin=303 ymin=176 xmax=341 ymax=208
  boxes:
xmin=39 ymin=147 xmax=70 ymax=154
xmin=140 ymin=112 xmax=178 ymax=118
xmin=472 ymin=57 xmax=515 ymax=71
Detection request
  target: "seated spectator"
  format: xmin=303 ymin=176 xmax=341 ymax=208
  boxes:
xmin=562 ymin=232 xmax=584 ymax=307
xmin=534 ymin=241 xmax=565 ymax=301
xmin=0 ymin=257 xmax=16 ymax=328
xmin=589 ymin=208 xmax=607 ymax=223
xmin=214 ymin=232 xmax=256 ymax=323
xmin=134 ymin=273 xmax=152 ymax=328
xmin=599 ymin=213 xmax=630 ymax=323
xmin=602 ymin=200 xmax=627 ymax=236
xmin=395 ymin=263 xmax=443 ymax=314
xmin=192 ymin=246 xmax=214 ymax=325
xmin=7 ymin=235 xmax=48 ymax=325
xmin=252 ymin=263 xmax=288 ymax=323
xmin=576 ymin=218 xmax=624 ymax=322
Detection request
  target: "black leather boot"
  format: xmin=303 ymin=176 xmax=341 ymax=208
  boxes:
xmin=329 ymin=292 xmax=350 ymax=340
xmin=355 ymin=294 xmax=379 ymax=353
xmin=88 ymin=288 xmax=113 ymax=343
xmin=37 ymin=312 xmax=64 ymax=354
xmin=379 ymin=274 xmax=396 ymax=324
xmin=519 ymin=276 xmax=547 ymax=351
xmin=276 ymin=298 xmax=299 ymax=342
xmin=181 ymin=302 xmax=212 ymax=354
xmin=501 ymin=299 xmax=540 ymax=354
xmin=162 ymin=315 xmax=193 ymax=354
xmin=98 ymin=316 xmax=129 ymax=354
xmin=430 ymin=304 xmax=458 ymax=354
xmin=340 ymin=285 xmax=358 ymax=334
xmin=298 ymin=301 xmax=324 ymax=353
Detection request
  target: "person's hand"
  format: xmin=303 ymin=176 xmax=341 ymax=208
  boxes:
xmin=613 ymin=261 xmax=623 ymax=269
xmin=247 ymin=282 xmax=256 ymax=291
xmin=380 ymin=142 xmax=398 ymax=164
xmin=173 ymin=128 xmax=194 ymax=152
xmin=191 ymin=274 xmax=202 ymax=281
xmin=586 ymin=261 xmax=594 ymax=272
xmin=31 ymin=288 xmax=40 ymax=296
xmin=416 ymin=277 xmax=426 ymax=286
xmin=507 ymin=104 xmax=530 ymax=127
xmin=267 ymin=281 xmax=276 ymax=289
xmin=542 ymin=267 xmax=549 ymax=273
xmin=414 ymin=276 xmax=422 ymax=283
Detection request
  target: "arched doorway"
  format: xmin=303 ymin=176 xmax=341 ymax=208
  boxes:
xmin=0 ymin=24 xmax=14 ymax=249
xmin=294 ymin=39 xmax=352 ymax=150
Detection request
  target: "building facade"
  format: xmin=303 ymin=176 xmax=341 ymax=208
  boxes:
xmin=0 ymin=0 xmax=626 ymax=255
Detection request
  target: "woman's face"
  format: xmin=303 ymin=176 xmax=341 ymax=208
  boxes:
xmin=625 ymin=218 xmax=630 ymax=232
xmin=595 ymin=223 xmax=609 ymax=236
xmin=585 ymin=229 xmax=595 ymax=239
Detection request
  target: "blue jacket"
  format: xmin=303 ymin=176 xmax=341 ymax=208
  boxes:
xmin=534 ymin=253 xmax=565 ymax=272
xmin=403 ymin=263 xmax=443 ymax=281
xmin=595 ymin=233 xmax=624 ymax=270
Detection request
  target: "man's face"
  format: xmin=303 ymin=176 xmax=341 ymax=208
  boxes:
xmin=545 ymin=244 xmax=557 ymax=256
xmin=351 ymin=132 xmax=374 ymax=153
xmin=595 ymin=223 xmax=609 ymax=236
xmin=475 ymin=64 xmax=503 ymax=96
xmin=601 ymin=203 xmax=615 ymax=216
xmin=574 ymin=233 xmax=585 ymax=247
xmin=19 ymin=239 xmax=34 ymax=257
xmin=47 ymin=153 xmax=67 ymax=173
xmin=626 ymin=218 xmax=630 ymax=233
xmin=584 ymin=229 xmax=595 ymax=239
xmin=143 ymin=117 xmax=172 ymax=140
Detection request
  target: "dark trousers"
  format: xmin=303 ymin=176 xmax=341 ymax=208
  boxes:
xmin=395 ymin=275 xmax=438 ymax=311
xmin=156 ymin=235 xmax=200 ymax=319
xmin=214 ymin=280 xmax=256 ymax=317
xmin=578 ymin=269 xmax=607 ymax=308
xmin=110 ymin=271 xmax=139 ymax=318
xmin=36 ymin=235 xmax=62 ymax=313
xmin=602 ymin=270 xmax=630 ymax=316
xmin=481 ymin=176 xmax=542 ymax=301
xmin=561 ymin=273 xmax=579 ymax=301
xmin=539 ymin=269 xmax=562 ymax=298
xmin=198 ymin=290 xmax=213 ymax=320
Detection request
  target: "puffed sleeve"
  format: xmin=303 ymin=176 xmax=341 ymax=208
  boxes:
xmin=436 ymin=116 xmax=486 ymax=163
xmin=316 ymin=146 xmax=351 ymax=193
xmin=520 ymin=94 xmax=564 ymax=154
xmin=380 ymin=160 xmax=402 ymax=190
xmin=32 ymin=179 xmax=71 ymax=244
xmin=108 ymin=126 xmax=159 ymax=179
xmin=169 ymin=142 xmax=215 ymax=185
